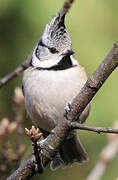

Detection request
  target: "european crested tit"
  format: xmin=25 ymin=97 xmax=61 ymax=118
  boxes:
xmin=23 ymin=6 xmax=90 ymax=170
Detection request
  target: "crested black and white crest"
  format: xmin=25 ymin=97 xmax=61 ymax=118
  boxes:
xmin=41 ymin=12 xmax=72 ymax=52
xmin=32 ymin=6 xmax=78 ymax=68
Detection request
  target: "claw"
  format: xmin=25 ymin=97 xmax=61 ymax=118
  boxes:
xmin=39 ymin=138 xmax=47 ymax=147
xmin=64 ymin=102 xmax=71 ymax=118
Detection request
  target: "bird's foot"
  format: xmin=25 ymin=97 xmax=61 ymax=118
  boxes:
xmin=64 ymin=102 xmax=71 ymax=119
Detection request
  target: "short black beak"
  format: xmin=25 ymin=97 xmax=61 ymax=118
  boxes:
xmin=64 ymin=50 xmax=75 ymax=56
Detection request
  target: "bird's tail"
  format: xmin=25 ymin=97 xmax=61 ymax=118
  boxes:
xmin=50 ymin=131 xmax=88 ymax=170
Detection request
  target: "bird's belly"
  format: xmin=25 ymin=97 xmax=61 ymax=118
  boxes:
xmin=23 ymin=66 xmax=87 ymax=132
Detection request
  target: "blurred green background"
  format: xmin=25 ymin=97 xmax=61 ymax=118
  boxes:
xmin=0 ymin=0 xmax=118 ymax=179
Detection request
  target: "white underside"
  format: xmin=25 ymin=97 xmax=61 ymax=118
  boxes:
xmin=23 ymin=64 xmax=88 ymax=132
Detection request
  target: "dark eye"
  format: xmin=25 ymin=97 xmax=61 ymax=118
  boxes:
xmin=49 ymin=47 xmax=58 ymax=54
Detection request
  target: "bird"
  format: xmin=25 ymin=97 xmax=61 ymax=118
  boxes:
xmin=22 ymin=5 xmax=90 ymax=170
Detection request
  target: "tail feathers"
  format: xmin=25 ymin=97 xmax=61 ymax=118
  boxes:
xmin=50 ymin=153 xmax=64 ymax=170
xmin=50 ymin=131 xmax=88 ymax=170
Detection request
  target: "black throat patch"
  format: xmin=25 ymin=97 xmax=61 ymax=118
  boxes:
xmin=31 ymin=55 xmax=77 ymax=71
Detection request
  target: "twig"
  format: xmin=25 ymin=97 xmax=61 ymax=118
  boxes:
xmin=59 ymin=0 xmax=74 ymax=17
xmin=70 ymin=122 xmax=118 ymax=134
xmin=25 ymin=126 xmax=43 ymax=173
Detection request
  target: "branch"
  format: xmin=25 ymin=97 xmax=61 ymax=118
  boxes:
xmin=7 ymin=41 xmax=118 ymax=180
xmin=70 ymin=122 xmax=118 ymax=134
xmin=7 ymin=155 xmax=36 ymax=180
xmin=59 ymin=0 xmax=74 ymax=17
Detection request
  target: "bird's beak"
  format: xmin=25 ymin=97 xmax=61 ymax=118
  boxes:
xmin=63 ymin=50 xmax=75 ymax=56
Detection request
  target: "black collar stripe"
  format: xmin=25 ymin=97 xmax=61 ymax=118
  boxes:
xmin=31 ymin=55 xmax=77 ymax=71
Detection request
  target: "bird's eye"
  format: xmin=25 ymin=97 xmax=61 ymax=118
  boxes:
xmin=48 ymin=47 xmax=58 ymax=54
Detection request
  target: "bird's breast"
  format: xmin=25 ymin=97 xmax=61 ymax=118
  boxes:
xmin=23 ymin=66 xmax=87 ymax=132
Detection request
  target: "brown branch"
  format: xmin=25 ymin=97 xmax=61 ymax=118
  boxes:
xmin=7 ymin=41 xmax=118 ymax=180
xmin=7 ymin=155 xmax=36 ymax=180
xmin=70 ymin=122 xmax=118 ymax=134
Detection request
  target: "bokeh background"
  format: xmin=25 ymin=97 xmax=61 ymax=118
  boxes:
xmin=0 ymin=0 xmax=118 ymax=179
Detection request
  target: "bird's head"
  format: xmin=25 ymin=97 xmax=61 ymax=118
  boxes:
xmin=32 ymin=7 xmax=75 ymax=68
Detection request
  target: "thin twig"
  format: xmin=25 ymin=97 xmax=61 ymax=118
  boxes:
xmin=59 ymin=0 xmax=74 ymax=17
xmin=70 ymin=122 xmax=118 ymax=134
xmin=25 ymin=126 xmax=43 ymax=173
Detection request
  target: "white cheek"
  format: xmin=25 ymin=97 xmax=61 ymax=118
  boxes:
xmin=32 ymin=54 xmax=41 ymax=67
xmin=32 ymin=48 xmax=61 ymax=68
